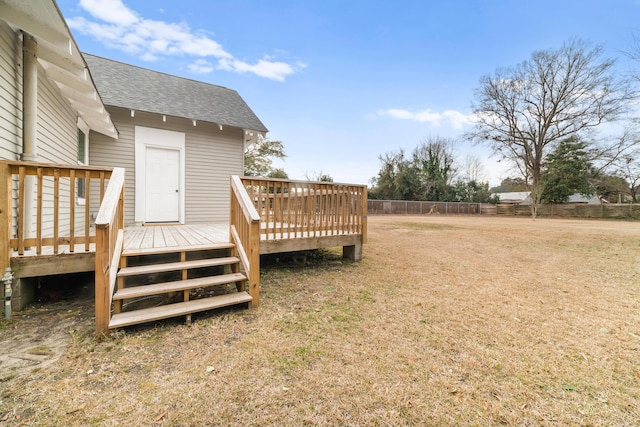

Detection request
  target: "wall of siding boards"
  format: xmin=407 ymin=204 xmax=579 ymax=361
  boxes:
xmin=0 ymin=23 xmax=86 ymax=239
xmin=90 ymin=106 xmax=244 ymax=226
xmin=0 ymin=22 xmax=78 ymax=164
xmin=36 ymin=65 xmax=85 ymax=238
xmin=0 ymin=20 xmax=20 ymax=160
xmin=0 ymin=22 xmax=21 ymax=238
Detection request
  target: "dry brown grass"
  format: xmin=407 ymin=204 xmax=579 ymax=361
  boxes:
xmin=1 ymin=215 xmax=640 ymax=426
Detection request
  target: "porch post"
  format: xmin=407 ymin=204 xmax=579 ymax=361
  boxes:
xmin=0 ymin=164 xmax=11 ymax=278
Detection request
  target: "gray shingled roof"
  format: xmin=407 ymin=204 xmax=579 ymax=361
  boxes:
xmin=83 ymin=53 xmax=268 ymax=133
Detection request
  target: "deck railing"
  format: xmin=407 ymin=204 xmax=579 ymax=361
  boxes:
xmin=0 ymin=160 xmax=114 ymax=259
xmin=239 ymin=177 xmax=368 ymax=242
xmin=230 ymin=176 xmax=261 ymax=307
xmin=94 ymin=167 xmax=125 ymax=334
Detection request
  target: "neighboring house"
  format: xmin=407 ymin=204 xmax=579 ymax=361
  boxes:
xmin=495 ymin=192 xmax=602 ymax=204
xmin=566 ymin=194 xmax=601 ymax=204
xmin=83 ymin=54 xmax=268 ymax=226
xmin=494 ymin=192 xmax=532 ymax=205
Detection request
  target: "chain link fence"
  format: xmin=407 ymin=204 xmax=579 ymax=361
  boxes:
xmin=368 ymin=199 xmax=640 ymax=219
xmin=368 ymin=200 xmax=487 ymax=215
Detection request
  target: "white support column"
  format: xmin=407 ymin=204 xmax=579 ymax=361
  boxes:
xmin=21 ymin=32 xmax=38 ymax=239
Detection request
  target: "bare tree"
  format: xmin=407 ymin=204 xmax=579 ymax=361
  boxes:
xmin=466 ymin=39 xmax=633 ymax=216
xmin=614 ymin=149 xmax=640 ymax=202
xmin=461 ymin=154 xmax=486 ymax=182
xmin=304 ymin=170 xmax=334 ymax=182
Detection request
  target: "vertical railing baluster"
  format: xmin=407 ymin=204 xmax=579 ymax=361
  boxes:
xmin=85 ymin=170 xmax=91 ymax=251
xmin=53 ymin=168 xmax=60 ymax=254
xmin=17 ymin=166 xmax=25 ymax=255
xmin=36 ymin=167 xmax=43 ymax=255
xmin=69 ymin=169 xmax=75 ymax=252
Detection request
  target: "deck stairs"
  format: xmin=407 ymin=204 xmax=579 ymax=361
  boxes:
xmin=108 ymin=242 xmax=251 ymax=330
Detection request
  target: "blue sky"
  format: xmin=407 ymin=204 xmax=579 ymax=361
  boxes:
xmin=58 ymin=0 xmax=640 ymax=186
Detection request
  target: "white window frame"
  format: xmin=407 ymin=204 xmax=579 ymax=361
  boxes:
xmin=76 ymin=118 xmax=89 ymax=206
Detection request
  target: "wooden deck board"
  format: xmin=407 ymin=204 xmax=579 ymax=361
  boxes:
xmin=162 ymin=226 xmax=188 ymax=246
xmin=139 ymin=227 xmax=154 ymax=249
xmin=161 ymin=227 xmax=178 ymax=247
xmin=153 ymin=226 xmax=165 ymax=248
xmin=124 ymin=227 xmax=145 ymax=250
xmin=113 ymin=273 xmax=247 ymax=300
xmin=118 ymin=256 xmax=239 ymax=277
xmin=187 ymin=225 xmax=223 ymax=245
xmin=109 ymin=292 xmax=252 ymax=329
xmin=173 ymin=225 xmax=201 ymax=246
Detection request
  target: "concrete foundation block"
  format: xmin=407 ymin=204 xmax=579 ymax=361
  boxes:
xmin=343 ymin=244 xmax=363 ymax=262
xmin=9 ymin=277 xmax=36 ymax=311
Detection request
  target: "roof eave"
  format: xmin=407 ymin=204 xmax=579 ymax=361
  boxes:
xmin=0 ymin=0 xmax=118 ymax=139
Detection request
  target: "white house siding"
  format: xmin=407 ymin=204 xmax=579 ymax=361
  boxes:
xmin=34 ymin=58 xmax=86 ymax=239
xmin=185 ymin=122 xmax=243 ymax=224
xmin=89 ymin=107 xmax=136 ymax=225
xmin=0 ymin=24 xmax=84 ymax=240
xmin=36 ymin=66 xmax=77 ymax=164
xmin=0 ymin=22 xmax=21 ymax=238
xmin=0 ymin=20 xmax=20 ymax=160
xmin=89 ymin=106 xmax=244 ymax=226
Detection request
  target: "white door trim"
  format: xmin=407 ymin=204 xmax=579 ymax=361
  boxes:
xmin=134 ymin=126 xmax=186 ymax=224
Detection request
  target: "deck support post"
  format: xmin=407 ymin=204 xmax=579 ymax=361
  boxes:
xmin=248 ymin=220 xmax=260 ymax=307
xmin=0 ymin=164 xmax=11 ymax=312
xmin=95 ymin=225 xmax=109 ymax=335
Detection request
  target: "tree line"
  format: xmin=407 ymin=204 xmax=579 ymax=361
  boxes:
xmin=369 ymin=39 xmax=640 ymax=215
xmin=368 ymin=136 xmax=495 ymax=203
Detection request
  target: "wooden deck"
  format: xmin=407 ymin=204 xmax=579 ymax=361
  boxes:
xmin=123 ymin=224 xmax=229 ymax=252
xmin=11 ymin=222 xmax=360 ymax=260
xmin=3 ymin=164 xmax=367 ymax=331
xmin=9 ymin=224 xmax=227 ymax=277
xmin=10 ymin=221 xmax=363 ymax=279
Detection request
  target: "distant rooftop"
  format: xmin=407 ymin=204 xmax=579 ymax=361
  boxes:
xmin=83 ymin=53 xmax=268 ymax=133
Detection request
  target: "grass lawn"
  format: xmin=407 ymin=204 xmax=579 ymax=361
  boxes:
xmin=1 ymin=215 xmax=639 ymax=426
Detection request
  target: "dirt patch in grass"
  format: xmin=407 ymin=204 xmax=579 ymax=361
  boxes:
xmin=1 ymin=215 xmax=639 ymax=425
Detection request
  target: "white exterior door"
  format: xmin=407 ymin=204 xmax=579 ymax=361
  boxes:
xmin=134 ymin=126 xmax=186 ymax=224
xmin=145 ymin=146 xmax=180 ymax=222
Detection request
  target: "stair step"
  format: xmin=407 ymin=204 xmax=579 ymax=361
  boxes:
xmin=122 ymin=242 xmax=235 ymax=257
xmin=117 ymin=257 xmax=240 ymax=277
xmin=113 ymin=273 xmax=247 ymax=300
xmin=109 ymin=292 xmax=253 ymax=329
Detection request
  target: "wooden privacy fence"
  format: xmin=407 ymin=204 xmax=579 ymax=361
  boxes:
xmin=496 ymin=203 xmax=640 ymax=219
xmin=0 ymin=160 xmax=114 ymax=258
xmin=240 ymin=177 xmax=368 ymax=241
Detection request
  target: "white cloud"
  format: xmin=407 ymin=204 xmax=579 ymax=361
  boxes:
xmin=218 ymin=57 xmax=305 ymax=82
xmin=79 ymin=0 xmax=139 ymax=25
xmin=377 ymin=108 xmax=475 ymax=129
xmin=188 ymin=59 xmax=215 ymax=74
xmin=67 ymin=0 xmax=302 ymax=81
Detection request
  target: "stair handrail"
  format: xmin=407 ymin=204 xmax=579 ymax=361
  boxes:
xmin=94 ymin=167 xmax=125 ymax=334
xmin=229 ymin=175 xmax=261 ymax=307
